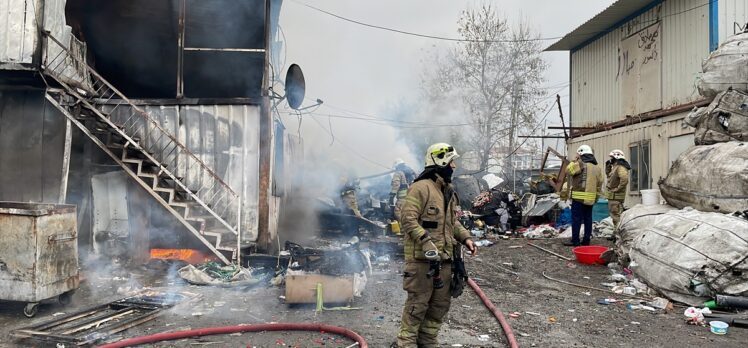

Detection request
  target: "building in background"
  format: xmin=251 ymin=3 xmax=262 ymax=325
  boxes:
xmin=546 ymin=0 xmax=748 ymax=205
xmin=0 ymin=0 xmax=295 ymax=264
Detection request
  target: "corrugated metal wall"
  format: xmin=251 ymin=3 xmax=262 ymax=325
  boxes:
xmin=0 ymin=0 xmax=76 ymax=69
xmin=0 ymin=0 xmax=38 ymax=65
xmin=571 ymin=0 xmax=709 ymax=126
xmin=719 ymin=0 xmax=748 ymax=42
xmin=105 ymin=104 xmax=261 ymax=241
xmin=0 ymin=89 xmax=66 ymax=202
xmin=568 ymin=111 xmax=694 ymax=205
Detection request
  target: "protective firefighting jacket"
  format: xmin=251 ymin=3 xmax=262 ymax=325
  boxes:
xmin=606 ymin=161 xmax=630 ymax=201
xmin=391 ymin=170 xmax=409 ymax=199
xmin=566 ymin=158 xmax=603 ymax=206
xmin=400 ymin=175 xmax=472 ymax=262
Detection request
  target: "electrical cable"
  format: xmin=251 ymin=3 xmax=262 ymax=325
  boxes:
xmin=290 ymin=0 xmax=717 ymax=44
xmin=309 ymin=116 xmax=391 ymax=170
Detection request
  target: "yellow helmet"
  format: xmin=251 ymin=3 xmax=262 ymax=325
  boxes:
xmin=425 ymin=143 xmax=459 ymax=167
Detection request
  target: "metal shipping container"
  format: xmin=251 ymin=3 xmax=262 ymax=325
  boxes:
xmin=0 ymin=202 xmax=79 ymax=317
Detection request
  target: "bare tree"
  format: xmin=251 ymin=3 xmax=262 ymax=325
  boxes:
xmin=398 ymin=4 xmax=547 ymax=175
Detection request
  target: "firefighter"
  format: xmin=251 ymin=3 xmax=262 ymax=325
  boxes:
xmin=563 ymin=144 xmax=603 ymax=247
xmin=339 ymin=174 xmax=362 ymax=218
xmin=395 ymin=143 xmax=477 ymax=348
xmin=605 ymin=149 xmax=630 ymax=228
xmin=390 ymin=158 xmax=415 ymax=221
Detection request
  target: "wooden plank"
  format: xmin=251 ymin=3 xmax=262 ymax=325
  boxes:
xmin=285 ymin=274 xmax=354 ymax=304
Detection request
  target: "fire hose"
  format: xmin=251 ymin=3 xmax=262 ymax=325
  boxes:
xmin=95 ymin=323 xmax=368 ymax=348
xmin=468 ymin=278 xmax=520 ymax=348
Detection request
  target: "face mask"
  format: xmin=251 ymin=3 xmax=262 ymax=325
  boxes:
xmin=436 ymin=165 xmax=454 ymax=183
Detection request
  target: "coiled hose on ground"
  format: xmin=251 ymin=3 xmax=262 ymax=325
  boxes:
xmin=95 ymin=322 xmax=368 ymax=348
xmin=468 ymin=278 xmax=520 ymax=348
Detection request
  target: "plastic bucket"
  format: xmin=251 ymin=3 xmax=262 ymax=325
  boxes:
xmin=572 ymin=246 xmax=609 ymax=265
xmin=640 ymin=189 xmax=660 ymax=206
xmin=710 ymin=320 xmax=729 ymax=335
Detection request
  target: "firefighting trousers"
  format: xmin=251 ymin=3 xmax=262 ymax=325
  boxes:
xmin=397 ymin=261 xmax=453 ymax=348
xmin=608 ymin=200 xmax=624 ymax=228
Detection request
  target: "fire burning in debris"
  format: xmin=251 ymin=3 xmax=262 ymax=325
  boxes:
xmin=149 ymin=248 xmax=215 ymax=264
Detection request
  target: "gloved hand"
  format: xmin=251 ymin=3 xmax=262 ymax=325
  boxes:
xmin=422 ymin=239 xmax=440 ymax=261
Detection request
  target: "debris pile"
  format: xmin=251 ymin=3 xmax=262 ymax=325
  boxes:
xmin=696 ymin=32 xmax=748 ymax=98
xmin=617 ymin=205 xmax=748 ymax=305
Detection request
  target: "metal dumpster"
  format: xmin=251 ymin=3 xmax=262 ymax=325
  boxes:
xmin=0 ymin=202 xmax=79 ymax=317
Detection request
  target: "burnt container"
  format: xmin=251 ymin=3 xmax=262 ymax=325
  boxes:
xmin=0 ymin=202 xmax=79 ymax=317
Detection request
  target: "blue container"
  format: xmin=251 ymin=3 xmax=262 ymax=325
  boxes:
xmin=592 ymin=199 xmax=610 ymax=222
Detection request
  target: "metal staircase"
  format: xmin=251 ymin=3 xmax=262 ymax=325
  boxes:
xmin=40 ymin=33 xmax=241 ymax=265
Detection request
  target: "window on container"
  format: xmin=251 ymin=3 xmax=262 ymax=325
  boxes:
xmin=628 ymin=141 xmax=651 ymax=192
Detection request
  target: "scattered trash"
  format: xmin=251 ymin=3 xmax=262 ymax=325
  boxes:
xmin=52 ymin=312 xmax=66 ymax=317
xmin=374 ymin=315 xmax=385 ymax=321
xmin=474 ymin=240 xmax=495 ymax=247
xmin=583 ymin=276 xmax=590 ymax=280
xmin=623 ymin=287 xmax=637 ymax=295
xmin=647 ymin=297 xmax=672 ymax=310
xmin=509 ymin=312 xmax=521 ymax=318
xmin=597 ymin=298 xmax=618 ymax=305
xmin=685 ymin=307 xmax=713 ymax=325
xmin=376 ymin=255 xmax=391 ymax=263
xmin=178 ymin=262 xmax=260 ymax=287
xmin=522 ymin=224 xmax=559 ymax=239
xmin=548 ymin=316 xmax=557 ymax=323
xmin=525 ymin=311 xmax=541 ymax=316
xmin=627 ymin=304 xmax=656 ymax=312
xmin=508 ymin=245 xmax=523 ymax=249
xmin=461 ymin=305 xmax=472 ymax=309
xmin=451 ymin=345 xmax=464 ymax=347
xmin=56 ymin=344 xmax=65 ymax=348
xmin=518 ymin=332 xmax=530 ymax=337
xmin=631 ymin=321 xmax=641 ymax=325
xmin=710 ymin=320 xmax=729 ymax=335
xmin=572 ymin=318 xmax=578 ymax=322
xmin=470 ymin=229 xmax=484 ymax=238
xmin=477 ymin=334 xmax=490 ymax=341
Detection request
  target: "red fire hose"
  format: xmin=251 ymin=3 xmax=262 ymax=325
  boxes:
xmin=95 ymin=322 xmax=368 ymax=348
xmin=468 ymin=278 xmax=520 ymax=348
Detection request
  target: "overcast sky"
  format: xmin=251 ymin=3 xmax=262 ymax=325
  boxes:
xmin=277 ymin=0 xmax=616 ymax=173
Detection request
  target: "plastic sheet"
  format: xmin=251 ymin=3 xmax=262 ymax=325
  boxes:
xmin=697 ymin=32 xmax=748 ymax=98
xmin=659 ymin=141 xmax=748 ymax=213
xmin=618 ymin=205 xmax=748 ymax=305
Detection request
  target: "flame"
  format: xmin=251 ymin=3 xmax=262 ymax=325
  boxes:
xmin=150 ymin=248 xmax=215 ymax=264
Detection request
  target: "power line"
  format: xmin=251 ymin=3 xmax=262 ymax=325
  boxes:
xmin=290 ymin=0 xmax=717 ymax=44
xmin=309 ymin=116 xmax=391 ymax=170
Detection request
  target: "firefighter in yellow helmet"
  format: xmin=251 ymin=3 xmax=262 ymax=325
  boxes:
xmin=395 ymin=143 xmax=477 ymax=348
xmin=563 ymin=144 xmax=603 ymax=247
xmin=605 ymin=149 xmax=630 ymax=228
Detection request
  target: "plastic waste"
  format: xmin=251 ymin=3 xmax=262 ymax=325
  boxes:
xmin=474 ymin=240 xmax=494 ymax=247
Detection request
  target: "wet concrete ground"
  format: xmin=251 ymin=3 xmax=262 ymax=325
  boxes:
xmin=1 ymin=238 xmax=747 ymax=347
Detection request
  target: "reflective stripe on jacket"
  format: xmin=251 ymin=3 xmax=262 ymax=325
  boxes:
xmin=400 ymin=176 xmax=472 ymax=261
xmin=567 ymin=160 xmax=603 ymax=206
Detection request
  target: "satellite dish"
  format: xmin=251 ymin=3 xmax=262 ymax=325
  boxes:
xmin=285 ymin=64 xmax=306 ymax=110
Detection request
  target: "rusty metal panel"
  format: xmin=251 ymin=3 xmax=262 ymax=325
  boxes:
xmin=571 ymin=1 xmax=710 ymax=127
xmin=719 ymin=0 xmax=748 ymax=43
xmin=0 ymin=0 xmax=38 ymax=67
xmin=0 ymin=202 xmax=78 ymax=303
xmin=104 ymin=103 xmax=261 ymax=241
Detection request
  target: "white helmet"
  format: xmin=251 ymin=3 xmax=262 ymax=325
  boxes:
xmin=609 ymin=149 xmax=625 ymax=160
xmin=424 ymin=143 xmax=459 ymax=167
xmin=577 ymin=144 xmax=593 ymax=156
xmin=393 ymin=158 xmax=405 ymax=169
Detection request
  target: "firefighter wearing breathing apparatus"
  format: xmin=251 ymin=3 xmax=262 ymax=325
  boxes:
xmin=605 ymin=149 xmax=630 ymax=228
xmin=395 ymin=143 xmax=477 ymax=348
xmin=564 ymin=144 xmax=603 ymax=247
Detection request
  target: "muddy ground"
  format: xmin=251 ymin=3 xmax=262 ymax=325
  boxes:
xmin=1 ymin=237 xmax=747 ymax=347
